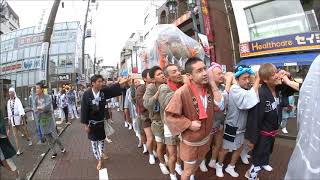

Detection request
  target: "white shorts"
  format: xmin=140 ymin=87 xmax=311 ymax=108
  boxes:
xmin=155 ymin=136 xmax=164 ymax=143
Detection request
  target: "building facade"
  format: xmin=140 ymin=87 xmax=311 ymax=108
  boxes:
xmin=233 ymin=0 xmax=320 ymax=83
xmin=0 ymin=21 xmax=82 ymax=105
xmin=0 ymin=0 xmax=20 ymax=35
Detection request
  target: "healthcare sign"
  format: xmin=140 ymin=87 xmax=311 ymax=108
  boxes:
xmin=239 ymin=32 xmax=320 ymax=57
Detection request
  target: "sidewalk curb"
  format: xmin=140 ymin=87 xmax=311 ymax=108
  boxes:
xmin=27 ymin=124 xmax=70 ymax=180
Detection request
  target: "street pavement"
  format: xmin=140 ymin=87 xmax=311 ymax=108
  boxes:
xmin=29 ymin=109 xmax=296 ymax=180
xmin=0 ymin=110 xmax=68 ymax=180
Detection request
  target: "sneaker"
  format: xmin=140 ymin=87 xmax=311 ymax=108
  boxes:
xmin=208 ymin=159 xmax=216 ymax=169
xmin=149 ymin=154 xmax=155 ymax=165
xmin=164 ymin=154 xmax=169 ymax=165
xmin=51 ymin=153 xmax=57 ymax=159
xmin=225 ymin=164 xmax=239 ymax=177
xmin=153 ymin=150 xmax=158 ymax=158
xmin=142 ymin=144 xmax=148 ymax=154
xmin=199 ymin=160 xmax=208 ymax=172
xmin=28 ymin=140 xmax=33 ymax=146
xmin=128 ymin=124 xmax=132 ymax=130
xmin=175 ymin=163 xmax=183 ymax=175
xmin=240 ymin=151 xmax=250 ymax=165
xmin=282 ymin=128 xmax=288 ymax=134
xmin=170 ymin=173 xmax=178 ymax=180
xmin=262 ymin=165 xmax=273 ymax=172
xmin=215 ymin=163 xmax=224 ymax=177
xmin=117 ymin=108 xmax=120 ymax=112
xmin=159 ymin=163 xmax=170 ymax=175
xmin=190 ymin=174 xmax=195 ymax=180
xmin=61 ymin=148 xmax=66 ymax=153
xmin=21 ymin=134 xmax=25 ymax=137
xmin=124 ymin=122 xmax=129 ymax=128
xmin=37 ymin=140 xmax=42 ymax=145
xmin=137 ymin=141 xmax=142 ymax=148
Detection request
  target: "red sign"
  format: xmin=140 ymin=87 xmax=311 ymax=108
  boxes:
xmin=2 ymin=64 xmax=22 ymax=72
xmin=19 ymin=35 xmax=44 ymax=47
xmin=201 ymin=0 xmax=213 ymax=42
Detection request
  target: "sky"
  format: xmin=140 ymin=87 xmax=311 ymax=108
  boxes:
xmin=7 ymin=0 xmax=163 ymax=66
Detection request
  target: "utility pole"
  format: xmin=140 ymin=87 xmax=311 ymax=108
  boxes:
xmin=43 ymin=0 xmax=61 ymax=89
xmin=82 ymin=0 xmax=90 ymax=77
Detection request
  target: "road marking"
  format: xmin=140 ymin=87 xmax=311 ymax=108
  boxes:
xmin=99 ymin=168 xmax=109 ymax=180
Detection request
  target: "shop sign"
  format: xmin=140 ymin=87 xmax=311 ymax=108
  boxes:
xmin=240 ymin=32 xmax=320 ymax=57
xmin=58 ymin=74 xmax=70 ymax=81
xmin=2 ymin=63 xmax=22 ymax=72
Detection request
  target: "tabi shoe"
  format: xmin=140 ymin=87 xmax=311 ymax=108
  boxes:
xmin=137 ymin=141 xmax=142 ymax=148
xmin=142 ymin=144 xmax=148 ymax=154
xmin=128 ymin=123 xmax=132 ymax=130
xmin=282 ymin=128 xmax=288 ymax=134
xmin=190 ymin=174 xmax=195 ymax=180
xmin=245 ymin=170 xmax=260 ymax=180
xmin=170 ymin=173 xmax=178 ymax=180
xmin=124 ymin=121 xmax=129 ymax=128
xmin=175 ymin=163 xmax=183 ymax=175
xmin=159 ymin=163 xmax=170 ymax=175
xmin=240 ymin=151 xmax=250 ymax=165
xmin=199 ymin=160 xmax=208 ymax=172
xmin=51 ymin=153 xmax=57 ymax=159
xmin=215 ymin=163 xmax=224 ymax=178
xmin=208 ymin=159 xmax=216 ymax=169
xmin=16 ymin=150 xmax=23 ymax=156
xmin=149 ymin=154 xmax=155 ymax=165
xmin=225 ymin=164 xmax=239 ymax=177
xmin=61 ymin=148 xmax=66 ymax=153
xmin=262 ymin=165 xmax=273 ymax=172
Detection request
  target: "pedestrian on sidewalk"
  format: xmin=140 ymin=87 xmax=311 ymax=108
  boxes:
xmin=280 ymin=95 xmax=295 ymax=134
xmin=29 ymin=87 xmax=44 ymax=144
xmin=245 ymin=64 xmax=299 ymax=180
xmin=0 ymin=110 xmax=21 ymax=180
xmin=7 ymin=88 xmax=32 ymax=156
xmin=59 ymin=89 xmax=70 ymax=125
xmin=35 ymin=82 xmax=66 ymax=159
xmin=81 ymin=74 xmax=129 ymax=170
xmin=66 ymin=86 xmax=79 ymax=120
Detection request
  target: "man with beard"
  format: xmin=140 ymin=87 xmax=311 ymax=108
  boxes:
xmin=81 ymin=75 xmax=129 ymax=170
xmin=245 ymin=63 xmax=298 ymax=180
xmin=215 ymin=65 xmax=260 ymax=178
xmin=143 ymin=66 xmax=170 ymax=175
xmin=165 ymin=57 xmax=222 ymax=180
xmin=158 ymin=64 xmax=184 ymax=180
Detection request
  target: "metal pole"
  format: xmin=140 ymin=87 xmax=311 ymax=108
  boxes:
xmin=82 ymin=0 xmax=90 ymax=76
xmin=197 ymin=0 xmax=205 ymax=34
xmin=44 ymin=0 xmax=61 ymax=89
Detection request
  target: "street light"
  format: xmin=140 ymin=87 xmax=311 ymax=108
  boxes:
xmin=188 ymin=0 xmax=199 ymax=41
xmin=166 ymin=0 xmax=177 ymax=14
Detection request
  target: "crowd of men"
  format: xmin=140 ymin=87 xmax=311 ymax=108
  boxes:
xmin=1 ymin=56 xmax=306 ymax=180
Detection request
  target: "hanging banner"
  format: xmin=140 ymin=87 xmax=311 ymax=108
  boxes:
xmin=200 ymin=0 xmax=213 ymax=41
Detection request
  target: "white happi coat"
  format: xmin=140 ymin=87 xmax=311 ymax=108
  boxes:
xmin=7 ymin=96 xmax=25 ymax=126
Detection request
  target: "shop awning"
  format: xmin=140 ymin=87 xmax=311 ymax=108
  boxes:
xmin=237 ymin=52 xmax=320 ymax=67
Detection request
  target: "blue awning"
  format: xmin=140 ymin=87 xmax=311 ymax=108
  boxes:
xmin=238 ymin=52 xmax=320 ymax=67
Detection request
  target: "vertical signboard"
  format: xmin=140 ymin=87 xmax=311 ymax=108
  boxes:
xmin=39 ymin=42 xmax=49 ymax=81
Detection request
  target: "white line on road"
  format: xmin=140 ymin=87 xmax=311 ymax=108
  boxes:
xmin=99 ymin=168 xmax=109 ymax=180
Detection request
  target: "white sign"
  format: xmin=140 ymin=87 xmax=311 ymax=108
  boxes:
xmin=58 ymin=74 xmax=70 ymax=81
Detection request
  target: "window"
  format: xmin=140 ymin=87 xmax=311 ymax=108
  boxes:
xmin=10 ymin=31 xmax=16 ymax=39
xmin=66 ymin=54 xmax=74 ymax=67
xmin=18 ymin=49 xmax=24 ymax=60
xmin=16 ymin=30 xmax=22 ymax=37
xmin=67 ymin=22 xmax=79 ymax=29
xmin=24 ymin=47 xmax=30 ymax=58
xmin=59 ymin=55 xmax=67 ymax=67
xmin=37 ymin=45 xmax=42 ymax=56
xmin=59 ymin=42 xmax=67 ymax=54
xmin=244 ymin=0 xmax=309 ymax=40
xmin=50 ymin=43 xmax=59 ymax=55
xmin=50 ymin=55 xmax=58 ymax=67
xmin=61 ymin=22 xmax=68 ymax=30
xmin=0 ymin=52 xmax=7 ymax=64
xmin=54 ymin=23 xmax=63 ymax=31
xmin=27 ymin=27 xmax=34 ymax=35
xmin=12 ymin=50 xmax=18 ymax=61
xmin=29 ymin=46 xmax=37 ymax=58
xmin=21 ymin=28 xmax=28 ymax=36
xmin=67 ymin=42 xmax=76 ymax=53
xmin=7 ymin=51 xmax=12 ymax=62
